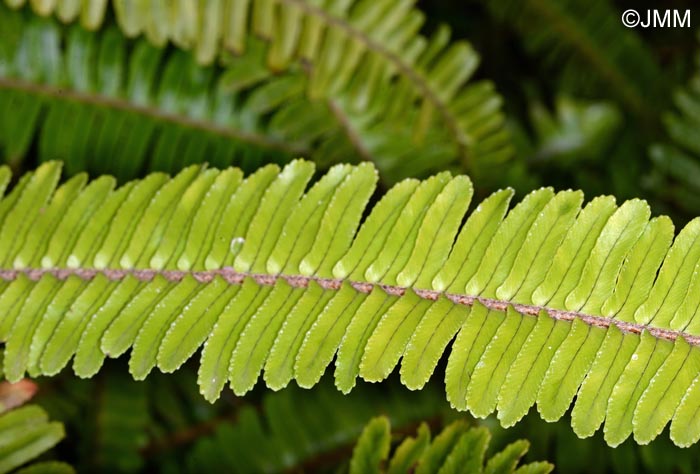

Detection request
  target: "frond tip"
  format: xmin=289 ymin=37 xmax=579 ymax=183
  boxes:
xmin=5 ymin=160 xmax=700 ymax=447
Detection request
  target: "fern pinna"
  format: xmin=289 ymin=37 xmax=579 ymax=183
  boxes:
xmin=2 ymin=160 xmax=700 ymax=448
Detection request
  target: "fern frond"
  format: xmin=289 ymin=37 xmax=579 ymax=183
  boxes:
xmin=2 ymin=0 xmax=513 ymax=181
xmin=350 ymin=416 xmax=553 ymax=474
xmin=8 ymin=160 xmax=700 ymax=447
xmin=0 ymin=405 xmax=71 ymax=474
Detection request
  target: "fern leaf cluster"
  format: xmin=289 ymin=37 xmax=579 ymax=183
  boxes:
xmin=1 ymin=0 xmax=512 ymax=182
xmin=5 ymin=160 xmax=700 ymax=448
xmin=350 ymin=416 xmax=552 ymax=474
xmin=499 ymin=408 xmax=700 ymax=474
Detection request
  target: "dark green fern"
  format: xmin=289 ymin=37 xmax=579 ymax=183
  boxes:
xmin=482 ymin=0 xmax=665 ymax=124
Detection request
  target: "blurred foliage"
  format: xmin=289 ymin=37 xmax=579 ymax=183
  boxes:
xmin=30 ymin=360 xmax=458 ymax=473
xmin=648 ymin=43 xmax=700 ymax=217
xmin=2 ymin=0 xmax=700 ymax=472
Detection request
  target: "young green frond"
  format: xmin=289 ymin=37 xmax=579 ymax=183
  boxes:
xmin=5 ymin=160 xmax=700 ymax=448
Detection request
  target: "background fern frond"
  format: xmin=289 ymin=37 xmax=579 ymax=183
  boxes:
xmin=648 ymin=50 xmax=700 ymax=217
xmin=31 ymin=360 xmax=455 ymax=473
xmin=0 ymin=4 xmax=325 ymax=180
xmin=187 ymin=377 xmax=451 ymax=473
xmin=481 ymin=0 xmax=665 ymax=125
xmin=1 ymin=0 xmax=515 ymax=184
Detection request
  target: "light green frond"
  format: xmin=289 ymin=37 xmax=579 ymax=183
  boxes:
xmin=9 ymin=159 xmax=700 ymax=448
xmin=350 ymin=416 xmax=552 ymax=474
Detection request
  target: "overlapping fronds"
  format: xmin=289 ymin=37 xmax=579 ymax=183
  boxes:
xmin=33 ymin=362 xmax=451 ymax=472
xmin=2 ymin=0 xmax=513 ymax=182
xmin=188 ymin=379 xmax=448 ymax=473
xmin=0 ymin=4 xmax=328 ymax=180
xmin=350 ymin=416 xmax=552 ymax=474
xmin=483 ymin=0 xmax=664 ymax=123
xmin=1 ymin=1 xmax=471 ymax=185
xmin=0 ymin=404 xmax=71 ymax=474
xmin=7 ymin=159 xmax=700 ymax=447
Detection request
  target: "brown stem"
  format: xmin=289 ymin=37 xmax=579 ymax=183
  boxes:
xmin=2 ymin=266 xmax=697 ymax=347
